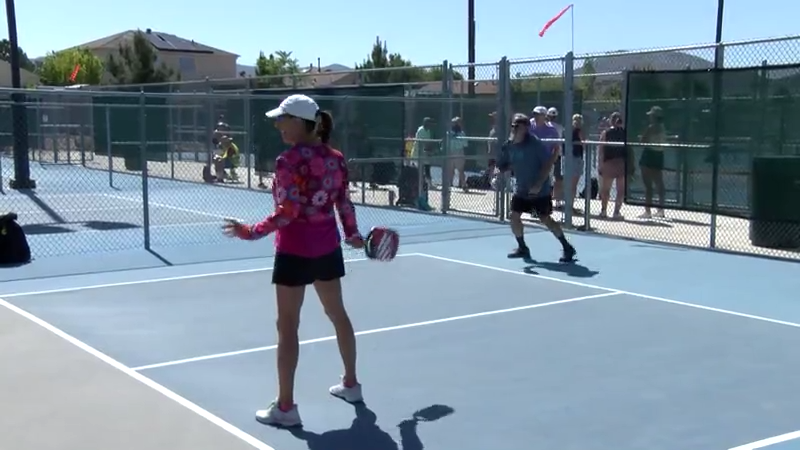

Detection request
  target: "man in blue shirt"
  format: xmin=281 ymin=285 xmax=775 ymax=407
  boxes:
xmin=495 ymin=113 xmax=577 ymax=262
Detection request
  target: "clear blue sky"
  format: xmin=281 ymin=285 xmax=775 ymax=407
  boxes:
xmin=4 ymin=0 xmax=797 ymax=68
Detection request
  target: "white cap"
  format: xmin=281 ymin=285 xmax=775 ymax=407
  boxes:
xmin=532 ymin=106 xmax=548 ymax=115
xmin=547 ymin=107 xmax=558 ymax=116
xmin=265 ymin=94 xmax=319 ymax=121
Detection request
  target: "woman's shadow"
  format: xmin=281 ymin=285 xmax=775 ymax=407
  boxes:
xmin=289 ymin=403 xmax=454 ymax=450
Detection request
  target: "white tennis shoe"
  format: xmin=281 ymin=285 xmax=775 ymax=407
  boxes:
xmin=255 ymin=401 xmax=302 ymax=427
xmin=329 ymin=378 xmax=364 ymax=403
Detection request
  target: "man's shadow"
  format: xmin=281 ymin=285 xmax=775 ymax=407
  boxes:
xmin=289 ymin=403 xmax=454 ymax=450
xmin=522 ymin=257 xmax=599 ymax=278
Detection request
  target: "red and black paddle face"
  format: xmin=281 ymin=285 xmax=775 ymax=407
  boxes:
xmin=364 ymin=227 xmax=400 ymax=261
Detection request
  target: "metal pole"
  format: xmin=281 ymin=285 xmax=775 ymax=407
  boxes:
xmin=709 ymin=0 xmax=724 ymax=248
xmin=243 ymin=82 xmax=252 ymax=189
xmin=140 ymin=90 xmax=151 ymax=250
xmin=467 ymin=0 xmax=476 ymax=97
xmin=583 ymin=144 xmax=592 ymax=230
xmin=5 ymin=0 xmax=34 ymax=189
xmin=105 ymin=106 xmax=113 ymax=188
xmin=563 ymin=52 xmax=575 ymax=227
xmin=206 ymin=82 xmax=216 ymax=167
xmin=496 ymin=57 xmax=510 ymax=222
xmin=441 ymin=61 xmax=453 ymax=213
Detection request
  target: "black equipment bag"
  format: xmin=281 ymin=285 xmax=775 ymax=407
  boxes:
xmin=0 ymin=213 xmax=31 ymax=265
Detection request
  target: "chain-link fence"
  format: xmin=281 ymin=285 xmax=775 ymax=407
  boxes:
xmin=1 ymin=34 xmax=799 ymax=261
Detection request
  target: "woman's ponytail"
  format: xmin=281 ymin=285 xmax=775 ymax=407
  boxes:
xmin=315 ymin=110 xmax=334 ymax=144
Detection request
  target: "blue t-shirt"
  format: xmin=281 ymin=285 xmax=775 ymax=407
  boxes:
xmin=496 ymin=135 xmax=553 ymax=197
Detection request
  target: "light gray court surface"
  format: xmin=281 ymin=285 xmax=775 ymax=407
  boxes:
xmin=2 ymin=252 xmax=800 ymax=450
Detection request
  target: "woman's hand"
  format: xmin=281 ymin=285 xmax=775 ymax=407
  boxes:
xmin=347 ymin=235 xmax=365 ymax=249
xmin=222 ymin=219 xmax=250 ymax=239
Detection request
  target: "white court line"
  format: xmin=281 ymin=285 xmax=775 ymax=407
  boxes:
xmin=729 ymin=430 xmax=800 ymax=449
xmin=0 ymin=297 xmax=276 ymax=450
xmin=20 ymin=220 xmax=221 ymax=238
xmin=14 ymin=206 xmax=143 ymax=215
xmin=5 ymin=192 xmax=122 ymax=200
xmin=100 ymin=193 xmax=243 ymax=222
xmin=0 ymin=254 xmax=412 ymax=298
xmin=132 ymin=291 xmax=622 ymax=371
xmin=415 ymin=253 xmax=800 ymax=330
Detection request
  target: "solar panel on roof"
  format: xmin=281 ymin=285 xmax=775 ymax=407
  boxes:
xmin=156 ymin=34 xmax=177 ymax=49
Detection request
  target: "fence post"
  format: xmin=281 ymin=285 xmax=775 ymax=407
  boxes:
xmin=167 ymin=83 xmax=175 ymax=179
xmin=620 ymin=69 xmax=629 ymax=124
xmin=139 ymin=89 xmax=151 ymax=251
xmin=441 ymin=60 xmax=454 ymax=213
xmin=709 ymin=42 xmax=724 ymax=249
xmin=105 ymin=105 xmax=114 ymax=188
xmin=206 ymin=79 xmax=215 ymax=167
xmin=496 ymin=57 xmax=511 ymax=222
xmin=563 ymin=52 xmax=575 ymax=227
xmin=244 ymin=79 xmax=252 ymax=189
xmin=192 ymin=97 xmax=200 ymax=162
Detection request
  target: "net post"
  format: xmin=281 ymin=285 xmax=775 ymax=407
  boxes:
xmin=139 ymin=89 xmax=151 ymax=251
xmin=563 ymin=51 xmax=575 ymax=227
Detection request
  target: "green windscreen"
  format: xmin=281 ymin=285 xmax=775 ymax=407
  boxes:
xmin=623 ymin=63 xmax=800 ymax=219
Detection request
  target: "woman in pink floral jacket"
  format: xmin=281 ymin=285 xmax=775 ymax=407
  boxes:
xmin=223 ymin=94 xmax=364 ymax=428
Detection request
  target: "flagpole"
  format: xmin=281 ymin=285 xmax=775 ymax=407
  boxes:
xmin=570 ymin=4 xmax=574 ymax=53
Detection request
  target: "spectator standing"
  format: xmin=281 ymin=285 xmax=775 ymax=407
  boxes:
xmin=638 ymin=106 xmax=667 ymax=219
xmin=413 ymin=117 xmax=436 ymax=189
xmin=445 ymin=117 xmax=468 ymax=192
xmin=598 ymin=112 xmax=629 ymax=219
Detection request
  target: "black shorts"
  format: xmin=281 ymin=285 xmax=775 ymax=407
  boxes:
xmin=510 ymin=194 xmax=554 ymax=217
xmin=639 ymin=149 xmax=665 ymax=170
xmin=553 ymin=156 xmax=563 ymax=180
xmin=272 ymin=247 xmax=346 ymax=287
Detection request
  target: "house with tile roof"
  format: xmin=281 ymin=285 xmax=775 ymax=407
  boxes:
xmin=69 ymin=28 xmax=239 ymax=81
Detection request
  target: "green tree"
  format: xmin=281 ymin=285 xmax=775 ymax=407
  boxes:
xmin=355 ymin=37 xmax=460 ymax=84
xmin=38 ymin=47 xmax=104 ymax=86
xmin=0 ymin=39 xmax=36 ymax=72
xmin=426 ymin=65 xmax=464 ymax=82
xmin=254 ymin=50 xmax=301 ymax=87
xmin=106 ymin=30 xmax=176 ymax=85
